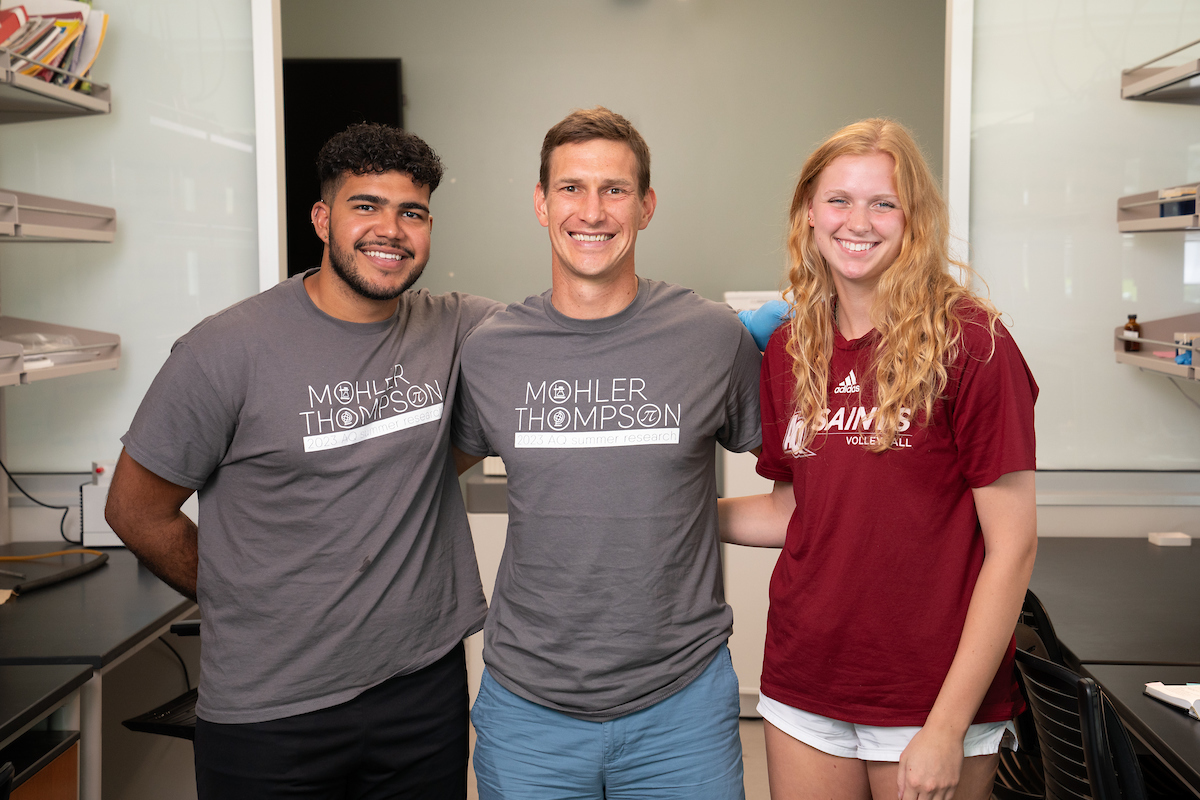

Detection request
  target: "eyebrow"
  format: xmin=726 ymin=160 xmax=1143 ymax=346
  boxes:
xmin=555 ymin=176 xmax=635 ymax=187
xmin=819 ymin=189 xmax=899 ymax=200
xmin=344 ymin=194 xmax=430 ymax=213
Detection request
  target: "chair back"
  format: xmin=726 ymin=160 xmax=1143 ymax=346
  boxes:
xmin=1021 ymin=589 xmax=1066 ymax=666
xmin=1015 ymin=649 xmax=1147 ymax=800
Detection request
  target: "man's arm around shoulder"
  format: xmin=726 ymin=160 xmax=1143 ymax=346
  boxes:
xmin=105 ymin=448 xmax=199 ymax=601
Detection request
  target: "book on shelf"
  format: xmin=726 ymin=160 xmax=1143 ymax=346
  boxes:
xmin=0 ymin=5 xmax=27 ymax=45
xmin=6 ymin=15 xmax=58 ymax=70
xmin=1 ymin=15 xmax=47 ymax=52
xmin=20 ymin=16 xmax=84 ymax=78
xmin=0 ymin=0 xmax=106 ymax=91
xmin=1144 ymin=682 xmax=1200 ymax=719
xmin=1 ymin=16 xmax=37 ymax=51
xmin=59 ymin=7 xmax=102 ymax=88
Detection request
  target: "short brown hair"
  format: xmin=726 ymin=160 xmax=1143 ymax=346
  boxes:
xmin=539 ymin=107 xmax=651 ymax=197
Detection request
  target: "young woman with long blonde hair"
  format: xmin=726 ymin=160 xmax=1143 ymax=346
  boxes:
xmin=720 ymin=119 xmax=1038 ymax=800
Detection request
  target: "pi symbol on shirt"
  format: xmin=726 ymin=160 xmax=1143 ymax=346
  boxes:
xmin=407 ymin=386 xmax=429 ymax=407
xmin=637 ymin=405 xmax=661 ymax=427
xmin=548 ymin=407 xmax=571 ymax=431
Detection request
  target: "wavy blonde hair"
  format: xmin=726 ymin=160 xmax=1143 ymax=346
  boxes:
xmin=784 ymin=118 xmax=998 ymax=453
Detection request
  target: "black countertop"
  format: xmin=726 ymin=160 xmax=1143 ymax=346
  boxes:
xmin=0 ymin=543 xmax=195 ymax=668
xmin=0 ymin=663 xmax=91 ymax=745
xmin=1083 ymin=664 xmax=1200 ymax=796
xmin=1029 ymin=537 xmax=1200 ymax=666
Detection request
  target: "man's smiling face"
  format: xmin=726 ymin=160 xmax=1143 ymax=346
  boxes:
xmin=313 ymin=169 xmax=433 ymax=302
xmin=535 ymin=139 xmax=656 ymax=289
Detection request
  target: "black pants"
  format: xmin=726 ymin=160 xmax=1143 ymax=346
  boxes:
xmin=195 ymin=643 xmax=469 ymax=800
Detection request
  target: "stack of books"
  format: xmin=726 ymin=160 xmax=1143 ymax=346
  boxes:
xmin=0 ymin=0 xmax=108 ymax=93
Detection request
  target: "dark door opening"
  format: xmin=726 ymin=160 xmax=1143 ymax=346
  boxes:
xmin=282 ymin=59 xmax=403 ymax=277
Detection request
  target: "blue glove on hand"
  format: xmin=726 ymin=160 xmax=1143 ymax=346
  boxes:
xmin=737 ymin=300 xmax=789 ymax=351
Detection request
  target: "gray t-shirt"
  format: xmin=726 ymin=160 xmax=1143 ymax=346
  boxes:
xmin=122 ymin=270 xmax=501 ymax=724
xmin=453 ymin=277 xmax=762 ymax=720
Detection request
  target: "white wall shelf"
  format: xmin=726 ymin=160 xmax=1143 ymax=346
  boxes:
xmin=0 ymin=52 xmax=120 ymax=389
xmin=1116 ymin=186 xmax=1199 ymax=232
xmin=0 ymin=339 xmax=21 ymax=387
xmin=1121 ymin=59 xmax=1200 ymax=104
xmin=0 ymin=189 xmax=115 ymax=243
xmin=1113 ymin=311 xmax=1199 ymax=382
xmin=0 ymin=317 xmax=119 ymax=385
xmin=0 ymin=49 xmax=110 ymax=124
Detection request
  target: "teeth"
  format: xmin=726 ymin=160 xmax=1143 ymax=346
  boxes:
xmin=362 ymin=250 xmax=403 ymax=261
xmin=839 ymin=240 xmax=874 ymax=252
xmin=571 ymin=233 xmax=613 ymax=242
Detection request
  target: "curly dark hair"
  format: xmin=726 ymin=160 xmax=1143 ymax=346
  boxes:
xmin=316 ymin=123 xmax=444 ymax=202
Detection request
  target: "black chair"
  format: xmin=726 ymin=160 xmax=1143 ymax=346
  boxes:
xmin=994 ymin=591 xmax=1063 ymax=800
xmin=1007 ymin=591 xmax=1190 ymax=800
xmin=0 ymin=761 xmax=13 ymax=800
xmin=1015 ymin=648 xmax=1148 ymax=800
xmin=1019 ymin=589 xmax=1067 ymax=667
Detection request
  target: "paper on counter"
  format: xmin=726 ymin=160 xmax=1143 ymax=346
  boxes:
xmin=1144 ymin=682 xmax=1200 ymax=719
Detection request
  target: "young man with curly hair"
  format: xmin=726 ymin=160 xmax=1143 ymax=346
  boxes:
xmin=106 ymin=123 xmax=501 ymax=799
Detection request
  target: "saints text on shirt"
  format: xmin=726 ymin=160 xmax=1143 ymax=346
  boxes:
xmin=782 ymin=405 xmax=913 ymax=457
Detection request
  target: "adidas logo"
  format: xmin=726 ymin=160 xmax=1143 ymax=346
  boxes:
xmin=832 ymin=370 xmax=860 ymax=394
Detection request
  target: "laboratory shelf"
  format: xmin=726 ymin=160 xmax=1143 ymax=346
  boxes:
xmin=0 ymin=48 xmax=110 ymax=124
xmin=0 ymin=316 xmax=120 ymax=384
xmin=1113 ymin=311 xmax=1199 ymax=382
xmin=1121 ymin=58 xmax=1200 ymax=104
xmin=0 ymin=188 xmax=115 ymax=243
xmin=1116 ymin=186 xmax=1199 ymax=233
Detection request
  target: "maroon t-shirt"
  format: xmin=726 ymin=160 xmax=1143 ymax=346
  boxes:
xmin=756 ymin=310 xmax=1038 ymax=726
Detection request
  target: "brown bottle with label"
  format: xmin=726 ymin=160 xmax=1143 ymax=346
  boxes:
xmin=1124 ymin=314 xmax=1141 ymax=352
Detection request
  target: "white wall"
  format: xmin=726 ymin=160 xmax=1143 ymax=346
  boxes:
xmin=281 ymin=0 xmax=946 ymax=307
xmin=971 ymin=1 xmax=1200 ymax=470
xmin=0 ymin=0 xmax=261 ymax=475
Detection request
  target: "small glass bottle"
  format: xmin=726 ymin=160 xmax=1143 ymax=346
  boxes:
xmin=1123 ymin=314 xmax=1141 ymax=352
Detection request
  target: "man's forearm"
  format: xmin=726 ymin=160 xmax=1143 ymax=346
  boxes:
xmin=105 ymin=449 xmax=201 ymax=601
xmin=119 ymin=514 xmax=199 ymax=601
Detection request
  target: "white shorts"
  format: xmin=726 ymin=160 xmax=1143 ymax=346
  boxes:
xmin=757 ymin=694 xmax=1017 ymax=762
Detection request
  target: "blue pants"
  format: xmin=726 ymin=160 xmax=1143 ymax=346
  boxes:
xmin=471 ymin=644 xmax=745 ymax=800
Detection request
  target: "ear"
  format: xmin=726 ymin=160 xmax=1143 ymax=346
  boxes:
xmin=534 ymin=183 xmax=550 ymax=228
xmin=637 ymin=187 xmax=657 ymax=230
xmin=312 ymin=201 xmax=331 ymax=243
xmin=807 ymin=200 xmax=815 ymax=228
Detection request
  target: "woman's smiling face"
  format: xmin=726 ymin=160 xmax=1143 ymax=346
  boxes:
xmin=808 ymin=151 xmax=906 ymax=296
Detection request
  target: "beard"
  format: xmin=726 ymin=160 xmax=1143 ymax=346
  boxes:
xmin=327 ymin=234 xmax=425 ymax=301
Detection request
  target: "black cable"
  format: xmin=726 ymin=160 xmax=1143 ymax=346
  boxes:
xmin=11 ymin=551 xmax=108 ymax=595
xmin=0 ymin=458 xmax=79 ymax=544
xmin=159 ymin=635 xmax=191 ymax=693
xmin=78 ymin=481 xmax=90 ymax=541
